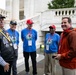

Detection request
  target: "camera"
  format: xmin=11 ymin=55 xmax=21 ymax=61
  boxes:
xmin=52 ymin=55 xmax=56 ymax=58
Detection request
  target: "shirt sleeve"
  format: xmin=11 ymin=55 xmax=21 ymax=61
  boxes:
xmin=17 ymin=32 xmax=19 ymax=45
xmin=36 ymin=32 xmax=37 ymax=40
xmin=0 ymin=56 xmax=7 ymax=67
xmin=67 ymin=31 xmax=76 ymax=58
xmin=35 ymin=30 xmax=37 ymax=40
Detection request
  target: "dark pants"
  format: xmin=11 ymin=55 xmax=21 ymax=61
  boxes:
xmin=12 ymin=56 xmax=17 ymax=75
xmin=23 ymin=51 xmax=37 ymax=75
xmin=0 ymin=61 xmax=12 ymax=75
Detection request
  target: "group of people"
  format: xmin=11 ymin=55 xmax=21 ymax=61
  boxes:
xmin=0 ymin=14 xmax=76 ymax=75
xmin=0 ymin=14 xmax=19 ymax=75
xmin=43 ymin=17 xmax=76 ymax=75
xmin=0 ymin=14 xmax=37 ymax=75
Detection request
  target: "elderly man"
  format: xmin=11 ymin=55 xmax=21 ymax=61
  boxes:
xmin=43 ymin=25 xmax=60 ymax=75
xmin=21 ymin=19 xmax=37 ymax=75
xmin=7 ymin=20 xmax=19 ymax=75
xmin=0 ymin=14 xmax=15 ymax=75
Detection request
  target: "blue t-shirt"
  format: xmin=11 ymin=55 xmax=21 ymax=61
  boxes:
xmin=44 ymin=33 xmax=60 ymax=53
xmin=21 ymin=28 xmax=37 ymax=52
xmin=7 ymin=29 xmax=19 ymax=45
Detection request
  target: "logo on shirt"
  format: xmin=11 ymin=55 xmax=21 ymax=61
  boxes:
xmin=11 ymin=36 xmax=16 ymax=43
xmin=26 ymin=33 xmax=32 ymax=40
xmin=46 ymin=39 xmax=52 ymax=45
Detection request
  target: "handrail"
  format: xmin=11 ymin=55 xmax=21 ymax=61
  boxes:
xmin=17 ymin=8 xmax=76 ymax=32
xmin=40 ymin=7 xmax=76 ymax=31
xmin=0 ymin=8 xmax=9 ymax=19
xmin=17 ymin=14 xmax=41 ymax=32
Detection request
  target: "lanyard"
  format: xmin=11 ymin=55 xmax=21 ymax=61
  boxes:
xmin=10 ymin=29 xmax=16 ymax=37
xmin=0 ymin=29 xmax=11 ymax=42
xmin=10 ymin=29 xmax=16 ymax=43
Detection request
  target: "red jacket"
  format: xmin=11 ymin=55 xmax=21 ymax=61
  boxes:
xmin=58 ymin=28 xmax=76 ymax=69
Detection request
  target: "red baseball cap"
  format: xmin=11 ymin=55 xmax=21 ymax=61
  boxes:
xmin=49 ymin=25 xmax=56 ymax=29
xmin=26 ymin=19 xmax=33 ymax=25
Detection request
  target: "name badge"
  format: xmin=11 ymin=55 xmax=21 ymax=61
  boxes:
xmin=28 ymin=40 xmax=32 ymax=46
xmin=46 ymin=45 xmax=49 ymax=50
xmin=14 ymin=43 xmax=17 ymax=49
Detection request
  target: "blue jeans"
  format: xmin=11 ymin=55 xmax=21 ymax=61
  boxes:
xmin=12 ymin=56 xmax=17 ymax=75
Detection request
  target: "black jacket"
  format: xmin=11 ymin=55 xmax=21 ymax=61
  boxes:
xmin=0 ymin=30 xmax=15 ymax=61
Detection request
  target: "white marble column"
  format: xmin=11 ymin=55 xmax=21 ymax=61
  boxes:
xmin=30 ymin=0 xmax=35 ymax=17
xmin=74 ymin=0 xmax=76 ymax=6
xmin=12 ymin=0 xmax=19 ymax=20
xmin=6 ymin=0 xmax=13 ymax=19
xmin=24 ymin=0 xmax=35 ymax=18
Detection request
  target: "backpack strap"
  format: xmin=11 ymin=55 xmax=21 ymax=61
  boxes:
xmin=0 ymin=29 xmax=11 ymax=42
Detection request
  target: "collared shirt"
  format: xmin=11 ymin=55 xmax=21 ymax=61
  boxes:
xmin=0 ymin=56 xmax=7 ymax=66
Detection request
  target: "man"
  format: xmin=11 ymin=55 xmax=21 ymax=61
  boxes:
xmin=0 ymin=14 xmax=15 ymax=75
xmin=7 ymin=20 xmax=19 ymax=75
xmin=54 ymin=17 xmax=76 ymax=75
xmin=43 ymin=25 xmax=60 ymax=75
xmin=21 ymin=19 xmax=37 ymax=75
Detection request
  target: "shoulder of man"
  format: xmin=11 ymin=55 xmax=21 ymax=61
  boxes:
xmin=68 ymin=28 xmax=76 ymax=36
xmin=72 ymin=28 xmax=76 ymax=31
xmin=32 ymin=29 xmax=37 ymax=33
xmin=55 ymin=33 xmax=60 ymax=35
xmin=69 ymin=28 xmax=76 ymax=33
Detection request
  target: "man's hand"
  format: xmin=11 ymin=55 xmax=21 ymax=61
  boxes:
xmin=4 ymin=63 xmax=10 ymax=72
xmin=54 ymin=54 xmax=61 ymax=60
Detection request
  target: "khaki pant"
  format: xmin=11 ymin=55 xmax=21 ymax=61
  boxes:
xmin=44 ymin=53 xmax=57 ymax=75
xmin=62 ymin=67 xmax=76 ymax=75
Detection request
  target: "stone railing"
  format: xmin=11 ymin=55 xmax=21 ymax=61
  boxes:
xmin=0 ymin=8 xmax=9 ymax=19
xmin=40 ymin=8 xmax=76 ymax=31
xmin=17 ymin=8 xmax=76 ymax=49
xmin=54 ymin=8 xmax=76 ymax=16
xmin=17 ymin=19 xmax=26 ymax=32
xmin=17 ymin=14 xmax=41 ymax=33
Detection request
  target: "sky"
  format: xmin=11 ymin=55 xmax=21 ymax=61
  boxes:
xmin=0 ymin=0 xmax=6 ymax=9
